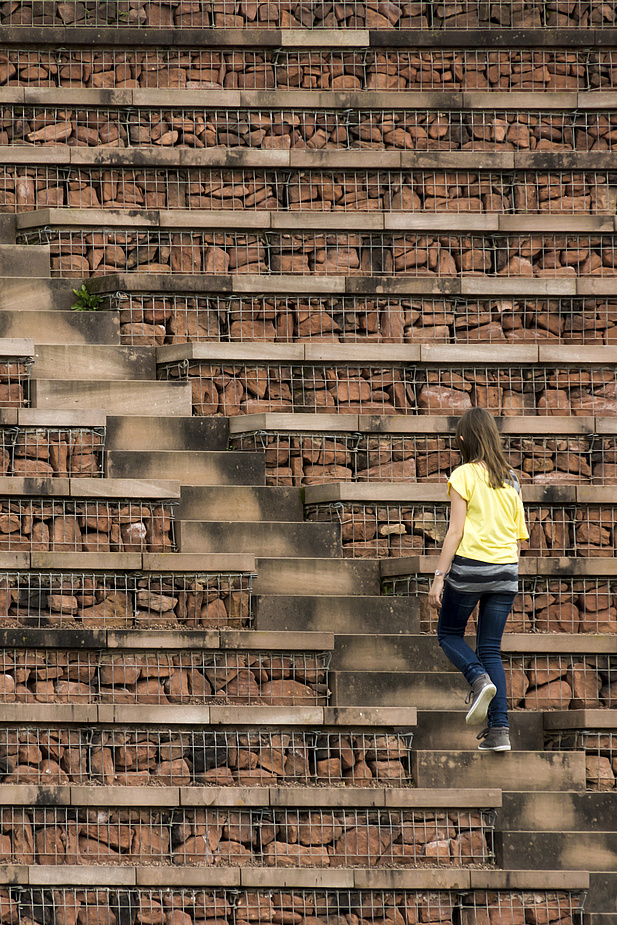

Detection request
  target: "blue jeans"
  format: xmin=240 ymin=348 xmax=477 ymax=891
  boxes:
xmin=437 ymin=581 xmax=515 ymax=728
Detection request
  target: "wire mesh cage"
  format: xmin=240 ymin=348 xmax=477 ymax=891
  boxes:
xmin=0 ymin=805 xmax=494 ymax=867
xmin=0 ymin=647 xmax=331 ymax=704
xmin=0 ymin=358 xmax=33 ymax=408
xmin=306 ymin=501 xmax=617 ymax=558
xmin=0 ymin=888 xmax=586 ymax=925
xmin=18 ymin=228 xmax=617 ymax=280
xmin=0 ymin=499 xmax=176 ymax=552
xmin=0 ymin=726 xmax=414 ymax=786
xmin=108 ymin=293 xmax=617 ymax=346
xmin=159 ymin=361 xmax=617 ymax=417
xmin=3 ymin=105 xmax=617 ymax=152
xmin=0 ymin=570 xmax=254 ymax=628
xmin=0 ymin=47 xmax=613 ymax=91
xmin=504 ymin=653 xmax=617 ymax=711
xmin=229 ymin=430 xmax=607 ymax=487
xmin=0 ymin=426 xmax=105 ymax=477
xmin=546 ymin=730 xmax=617 ymax=791
xmin=5 ymin=165 xmax=617 ymax=215
xmin=0 ymin=0 xmax=611 ymax=28
xmin=382 ymin=575 xmax=617 ymax=635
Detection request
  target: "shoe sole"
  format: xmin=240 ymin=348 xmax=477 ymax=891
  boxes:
xmin=478 ymin=744 xmax=511 ymax=752
xmin=465 ymin=682 xmax=497 ymax=726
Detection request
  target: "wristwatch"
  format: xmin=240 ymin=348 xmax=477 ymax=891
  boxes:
xmin=434 ymin=569 xmax=445 ymax=577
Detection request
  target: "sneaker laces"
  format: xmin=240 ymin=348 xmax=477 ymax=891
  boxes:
xmin=476 ymin=727 xmax=490 ymax=742
xmin=464 ymin=690 xmax=473 ymax=705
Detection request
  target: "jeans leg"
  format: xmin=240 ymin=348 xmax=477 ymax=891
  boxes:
xmin=475 ymin=592 xmax=516 ymax=729
xmin=437 ymin=582 xmax=486 ymax=686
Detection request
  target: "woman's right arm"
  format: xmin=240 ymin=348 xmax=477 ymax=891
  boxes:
xmin=427 ymin=488 xmax=467 ymax=608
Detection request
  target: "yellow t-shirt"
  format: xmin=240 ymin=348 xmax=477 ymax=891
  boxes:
xmin=447 ymin=462 xmax=529 ymax=564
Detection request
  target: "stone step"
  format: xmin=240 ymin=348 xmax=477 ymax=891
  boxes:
xmin=330 ymin=634 xmax=450 ymax=672
xmin=107 ymin=451 xmax=266 ymax=487
xmin=105 ymin=415 xmax=228 ymax=452
xmin=0 ymin=216 xmax=15 ymax=245
xmin=501 ymin=791 xmax=617 ymax=834
xmin=413 ymin=711 xmax=544 ymax=752
xmin=0 ymin=310 xmax=119 ymax=345
xmin=0 ymin=278 xmax=81 ymax=312
xmin=414 ymin=750 xmax=586 ymax=792
xmin=254 ymin=557 xmax=380 ymax=596
xmin=31 ymin=344 xmax=155 ymax=380
xmin=32 ymin=379 xmax=192 ymax=416
xmin=587 ymin=875 xmax=617 ymax=919
xmin=333 ymin=669 xmax=467 ymax=707
xmin=178 ymin=520 xmax=342 ymax=558
xmin=501 ymin=831 xmax=617 ymax=875
xmin=178 ymin=486 xmax=302 ymax=521
xmin=255 ymin=594 xmax=420 ymax=633
xmin=0 ymin=244 xmax=49 ymax=277
xmin=584 ymin=912 xmax=617 ymax=925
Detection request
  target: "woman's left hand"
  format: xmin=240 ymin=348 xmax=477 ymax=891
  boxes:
xmin=428 ymin=575 xmax=444 ymax=609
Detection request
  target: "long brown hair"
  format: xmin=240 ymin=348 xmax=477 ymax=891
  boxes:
xmin=455 ymin=408 xmax=511 ymax=490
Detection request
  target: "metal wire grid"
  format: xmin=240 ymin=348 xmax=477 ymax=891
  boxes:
xmin=0 ymin=0 xmax=610 ymax=28
xmin=0 ymin=888 xmax=587 ymax=925
xmin=229 ymin=431 xmax=603 ymax=486
xmin=382 ymin=576 xmax=617 ymax=634
xmin=20 ymin=228 xmax=617 ymax=280
xmin=3 ymin=106 xmax=617 ymax=152
xmin=505 ymin=653 xmax=617 ymax=710
xmin=6 ymin=166 xmax=617 ymax=216
xmin=109 ymin=293 xmax=617 ymax=346
xmin=0 ymin=570 xmax=253 ymax=628
xmin=0 ymin=806 xmax=494 ymax=866
xmin=0 ymin=648 xmax=331 ymax=704
xmin=0 ymin=359 xmax=33 ymax=409
xmin=160 ymin=361 xmax=617 ymax=417
xmin=0 ymin=47 xmax=611 ymax=91
xmin=0 ymin=727 xmax=414 ymax=786
xmin=546 ymin=730 xmax=617 ymax=790
xmin=0 ymin=426 xmax=104 ymax=477
xmin=0 ymin=499 xmax=177 ymax=552
xmin=306 ymin=502 xmax=617 ymax=558
xmin=161 ymin=362 xmax=417 ymax=416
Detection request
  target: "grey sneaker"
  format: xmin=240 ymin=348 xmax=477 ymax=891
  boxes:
xmin=465 ymin=673 xmax=497 ymax=726
xmin=477 ymin=726 xmax=511 ymax=752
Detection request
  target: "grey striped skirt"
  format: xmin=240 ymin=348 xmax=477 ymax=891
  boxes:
xmin=445 ymin=554 xmax=519 ymax=595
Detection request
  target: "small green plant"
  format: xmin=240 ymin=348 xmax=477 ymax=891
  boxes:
xmin=71 ymin=284 xmax=102 ymax=312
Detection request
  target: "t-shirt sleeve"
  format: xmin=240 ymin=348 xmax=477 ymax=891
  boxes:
xmin=447 ymin=465 xmax=473 ymax=501
xmin=514 ymin=493 xmax=529 ymax=540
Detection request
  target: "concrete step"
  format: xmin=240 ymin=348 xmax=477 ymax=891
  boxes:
xmin=330 ymin=634 xmax=450 ymax=672
xmin=584 ymin=912 xmax=617 ymax=925
xmin=254 ymin=557 xmax=381 ymax=596
xmin=178 ymin=520 xmax=342 ymax=558
xmin=0 ymin=310 xmax=119 ymax=345
xmin=107 ymin=451 xmax=266 ymax=487
xmin=179 ymin=486 xmax=302 ymax=521
xmin=414 ymin=750 xmax=586 ymax=792
xmin=32 ymin=379 xmax=192 ymax=416
xmin=0 ymin=278 xmax=81 ymax=312
xmin=0 ymin=245 xmax=49 ymax=277
xmin=333 ymin=668 xmax=467 ymax=707
xmin=255 ymin=594 xmax=421 ymax=633
xmin=413 ymin=711 xmax=544 ymax=752
xmin=31 ymin=345 xmax=155 ymax=380
xmin=501 ymin=791 xmax=617 ymax=833
xmin=501 ymin=831 xmax=617 ymax=873
xmin=587 ymin=874 xmax=617 ymax=918
xmin=105 ymin=415 xmax=228 ymax=452
xmin=0 ymin=216 xmax=15 ymax=244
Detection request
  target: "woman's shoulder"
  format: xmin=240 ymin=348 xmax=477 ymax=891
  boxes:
xmin=449 ymin=462 xmax=479 ymax=485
